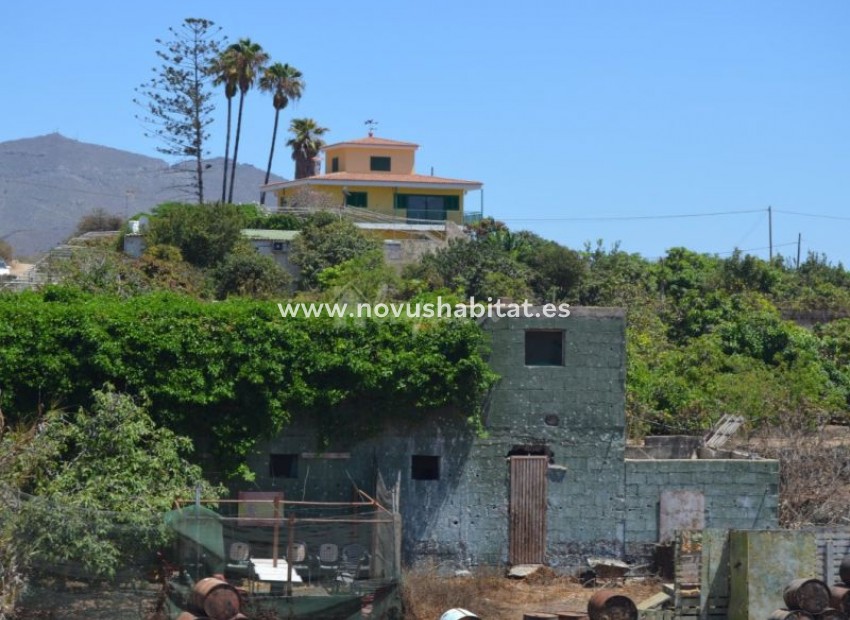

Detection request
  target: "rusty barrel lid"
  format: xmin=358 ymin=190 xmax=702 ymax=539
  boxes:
xmin=587 ymin=591 xmax=638 ymax=620
xmin=784 ymin=578 xmax=830 ymax=614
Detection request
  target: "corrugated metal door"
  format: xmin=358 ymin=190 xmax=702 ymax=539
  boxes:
xmin=509 ymin=455 xmax=548 ymax=565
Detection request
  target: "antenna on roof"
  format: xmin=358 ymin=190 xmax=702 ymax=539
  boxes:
xmin=365 ymin=119 xmax=378 ymax=137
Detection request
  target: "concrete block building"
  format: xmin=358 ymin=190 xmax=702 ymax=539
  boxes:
xmin=242 ymin=308 xmax=778 ymax=568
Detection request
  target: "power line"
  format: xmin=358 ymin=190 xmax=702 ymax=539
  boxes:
xmin=714 ymin=241 xmax=797 ymax=256
xmin=773 ymin=209 xmax=850 ymax=222
xmin=499 ymin=208 xmax=765 ymax=223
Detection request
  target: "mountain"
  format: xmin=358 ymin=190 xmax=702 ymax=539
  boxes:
xmin=0 ymin=133 xmax=285 ymax=257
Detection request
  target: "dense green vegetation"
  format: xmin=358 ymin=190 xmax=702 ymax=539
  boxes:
xmin=0 ymin=289 xmax=496 ymax=479
xmin=0 ymin=387 xmax=219 ymax=585
xmin=8 ymin=208 xmax=850 ymax=472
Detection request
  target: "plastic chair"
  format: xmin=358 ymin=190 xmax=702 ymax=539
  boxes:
xmin=287 ymin=541 xmax=312 ymax=583
xmin=337 ymin=543 xmax=370 ymax=589
xmin=225 ymin=541 xmax=253 ymax=579
xmin=318 ymin=543 xmax=339 ymax=582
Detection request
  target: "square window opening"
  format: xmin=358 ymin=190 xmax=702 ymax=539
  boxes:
xmin=370 ymin=156 xmax=391 ymax=171
xmin=346 ymin=191 xmax=368 ymax=208
xmin=525 ymin=330 xmax=564 ymax=366
xmin=411 ymin=455 xmax=440 ymax=480
xmin=270 ymin=453 xmax=298 ymax=478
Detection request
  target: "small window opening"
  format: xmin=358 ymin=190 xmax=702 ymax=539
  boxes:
xmin=331 ymin=157 xmax=339 ymax=172
xmin=270 ymin=453 xmax=298 ymax=478
xmin=411 ymin=455 xmax=440 ymax=480
xmin=525 ymin=330 xmax=564 ymax=366
xmin=370 ymin=156 xmax=391 ymax=171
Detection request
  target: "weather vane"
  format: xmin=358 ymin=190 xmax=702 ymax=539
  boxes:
xmin=365 ymin=119 xmax=378 ymax=137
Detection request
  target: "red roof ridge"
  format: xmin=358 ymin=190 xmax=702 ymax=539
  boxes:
xmin=324 ymin=136 xmax=419 ymax=149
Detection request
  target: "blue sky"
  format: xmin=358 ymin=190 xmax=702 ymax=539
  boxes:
xmin=2 ymin=1 xmax=848 ymax=265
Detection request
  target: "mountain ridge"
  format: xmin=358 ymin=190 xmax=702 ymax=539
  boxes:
xmin=0 ymin=133 xmax=285 ymax=256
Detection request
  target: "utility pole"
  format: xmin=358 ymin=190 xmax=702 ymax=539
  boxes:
xmin=768 ymin=206 xmax=773 ymax=261
xmin=796 ymin=233 xmax=801 ymax=269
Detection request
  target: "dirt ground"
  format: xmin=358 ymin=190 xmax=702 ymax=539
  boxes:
xmin=402 ymin=566 xmax=663 ymax=620
xmin=8 ymin=260 xmax=34 ymax=277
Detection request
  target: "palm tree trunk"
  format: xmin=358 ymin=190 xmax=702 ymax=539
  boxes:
xmin=221 ymin=96 xmax=233 ymax=203
xmin=228 ymin=91 xmax=246 ymax=204
xmin=260 ymin=109 xmax=280 ymax=206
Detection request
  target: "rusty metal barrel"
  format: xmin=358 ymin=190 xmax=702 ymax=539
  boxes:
xmin=830 ymin=585 xmax=850 ymax=614
xmin=189 ymin=577 xmax=241 ymax=620
xmin=784 ymin=579 xmax=831 ymax=614
xmin=587 ymin=591 xmax=638 ymax=620
xmin=815 ymin=609 xmax=846 ymax=620
xmin=768 ymin=611 xmax=814 ymax=620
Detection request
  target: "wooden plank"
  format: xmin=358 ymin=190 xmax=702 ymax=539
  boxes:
xmin=827 ymin=539 xmax=836 ymax=585
xmin=639 ymin=592 xmax=672 ymax=610
xmin=509 ymin=456 xmax=548 ymax=565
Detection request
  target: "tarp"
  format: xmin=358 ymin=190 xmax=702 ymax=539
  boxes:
xmin=163 ymin=504 xmax=226 ymax=576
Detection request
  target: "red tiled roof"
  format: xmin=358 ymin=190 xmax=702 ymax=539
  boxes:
xmin=323 ymin=136 xmax=419 ymax=149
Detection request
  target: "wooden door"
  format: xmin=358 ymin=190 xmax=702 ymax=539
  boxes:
xmin=508 ymin=455 xmax=548 ymax=565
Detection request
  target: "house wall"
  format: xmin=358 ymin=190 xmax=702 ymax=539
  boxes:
xmin=240 ymin=308 xmax=780 ymax=570
xmin=623 ymin=459 xmax=779 ymax=559
xmin=248 ymin=238 xmax=300 ymax=280
xmin=483 ymin=309 xmax=628 ymax=566
xmin=324 ymin=146 xmax=416 ymax=174
xmin=275 ymin=186 xmax=465 ymax=224
xmin=123 ymin=234 xmax=146 ymax=258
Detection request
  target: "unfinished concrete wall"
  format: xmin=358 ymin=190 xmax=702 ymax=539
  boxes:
xmin=241 ymin=309 xmax=628 ymax=568
xmin=623 ymin=459 xmax=779 ymax=558
xmin=481 ymin=309 xmax=628 ymax=567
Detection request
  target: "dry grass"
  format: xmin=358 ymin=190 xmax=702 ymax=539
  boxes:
xmin=401 ymin=565 xmax=661 ymax=620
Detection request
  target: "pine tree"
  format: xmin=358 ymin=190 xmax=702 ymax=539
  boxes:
xmin=135 ymin=18 xmax=225 ymax=204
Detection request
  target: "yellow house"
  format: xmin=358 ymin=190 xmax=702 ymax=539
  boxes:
xmin=261 ymin=136 xmax=483 ymax=224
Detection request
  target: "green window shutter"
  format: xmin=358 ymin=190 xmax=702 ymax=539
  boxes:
xmin=444 ymin=195 xmax=460 ymax=211
xmin=395 ymin=194 xmax=408 ymax=210
xmin=346 ymin=191 xmax=368 ymax=208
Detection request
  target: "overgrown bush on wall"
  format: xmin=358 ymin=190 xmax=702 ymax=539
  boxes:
xmin=0 ymin=288 xmax=497 ymax=479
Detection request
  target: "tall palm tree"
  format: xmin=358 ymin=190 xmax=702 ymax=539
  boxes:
xmin=209 ymin=50 xmax=238 ymax=203
xmin=258 ymin=63 xmax=304 ymax=205
xmin=286 ymin=118 xmax=329 ymax=179
xmin=226 ymin=38 xmax=268 ymax=204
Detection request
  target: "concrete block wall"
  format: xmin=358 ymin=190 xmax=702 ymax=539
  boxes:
xmin=242 ymin=309 xmax=630 ymax=568
xmin=483 ymin=309 xmax=628 ymax=566
xmin=623 ymin=458 xmax=779 ymax=558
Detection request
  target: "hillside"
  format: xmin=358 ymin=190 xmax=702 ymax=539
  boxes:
xmin=0 ymin=133 xmax=283 ymax=256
